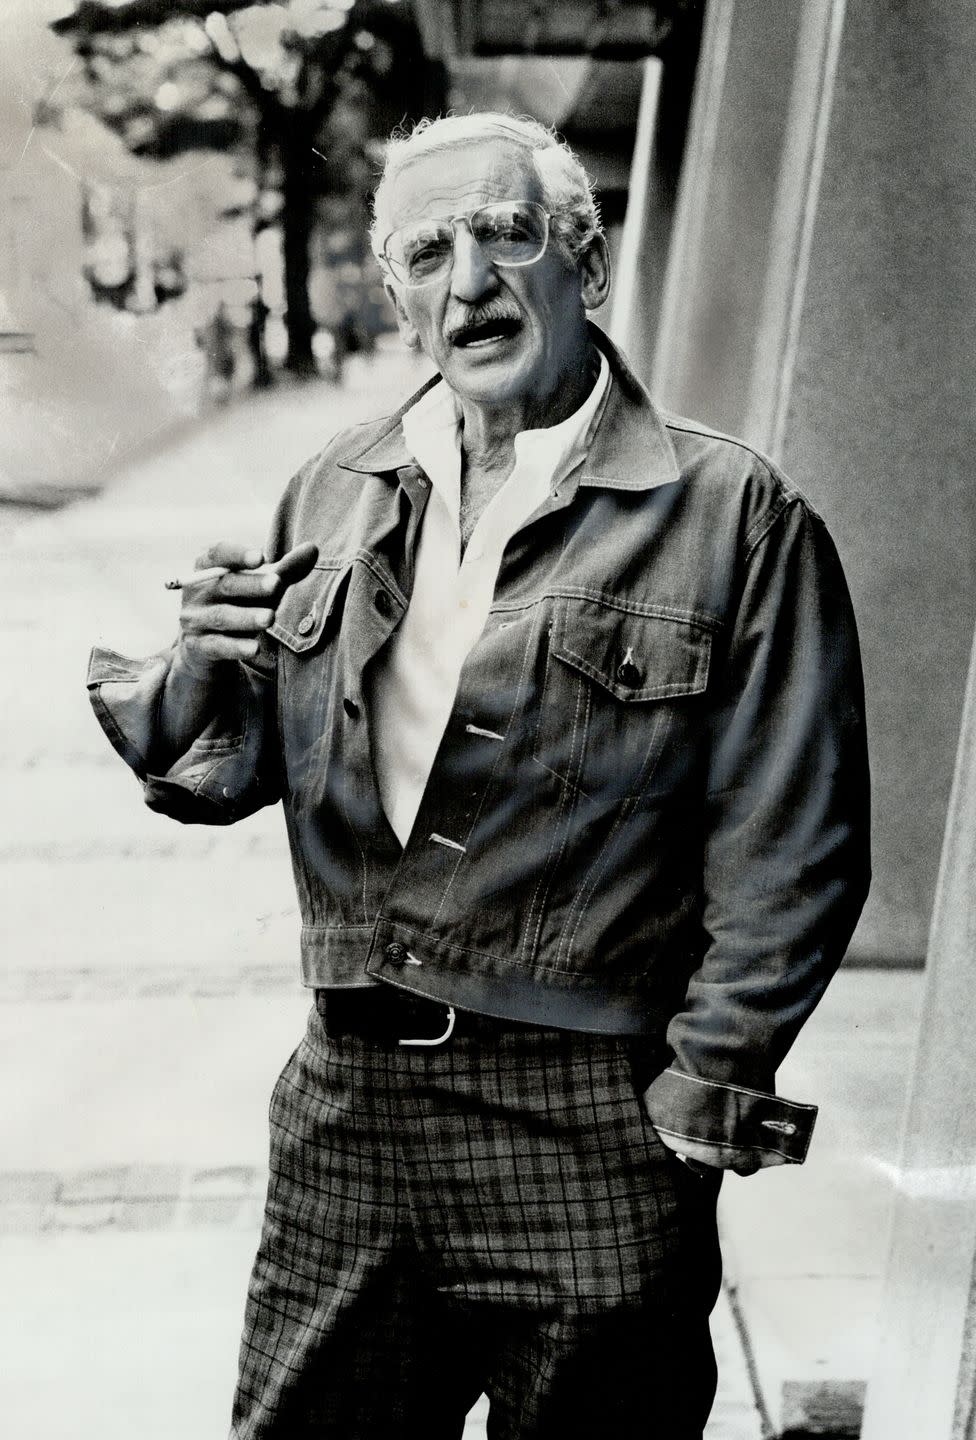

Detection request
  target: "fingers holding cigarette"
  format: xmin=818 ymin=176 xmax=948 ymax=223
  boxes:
xmin=169 ymin=541 xmax=319 ymax=674
xmin=164 ymin=564 xmax=263 ymax=591
xmin=165 ymin=541 xmax=319 ymax=594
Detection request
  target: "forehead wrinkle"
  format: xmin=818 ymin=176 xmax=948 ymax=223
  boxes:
xmin=383 ymin=144 xmax=541 ymax=233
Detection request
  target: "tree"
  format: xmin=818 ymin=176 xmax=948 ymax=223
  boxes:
xmin=47 ymin=1 xmax=435 ymax=377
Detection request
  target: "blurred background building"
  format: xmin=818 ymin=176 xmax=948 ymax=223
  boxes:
xmin=2 ymin=2 xmax=975 ymax=1437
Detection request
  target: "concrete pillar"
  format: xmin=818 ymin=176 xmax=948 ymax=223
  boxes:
xmin=649 ymin=0 xmax=807 ymax=427
xmin=647 ymin=0 xmax=976 ymax=965
xmin=860 ymin=625 xmax=976 ymax=1438
xmin=608 ymin=58 xmax=663 ymax=355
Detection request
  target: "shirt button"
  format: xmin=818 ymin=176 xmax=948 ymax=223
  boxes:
xmin=384 ymin=942 xmax=407 ymax=968
xmin=297 ymin=613 xmax=316 ymax=636
xmin=616 ymin=659 xmax=642 ymax=687
xmin=343 ymin=697 xmax=360 ymax=720
xmin=374 ymin=589 xmax=394 ymax=618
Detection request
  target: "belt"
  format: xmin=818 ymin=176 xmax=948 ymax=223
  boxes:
xmin=314 ymin=988 xmax=665 ymax=1056
xmin=315 ymin=986 xmax=477 ymax=1047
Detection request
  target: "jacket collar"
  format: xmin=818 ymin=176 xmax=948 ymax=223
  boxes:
xmin=336 ymin=323 xmax=680 ymax=493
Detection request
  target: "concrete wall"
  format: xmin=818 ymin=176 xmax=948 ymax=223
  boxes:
xmin=779 ymin=1 xmax=976 ymax=962
xmin=640 ymin=0 xmax=976 ymax=964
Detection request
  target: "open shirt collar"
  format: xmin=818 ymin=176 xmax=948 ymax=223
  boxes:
xmin=336 ymin=324 xmax=681 ymax=494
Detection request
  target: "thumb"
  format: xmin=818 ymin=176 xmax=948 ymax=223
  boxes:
xmin=272 ymin=542 xmax=319 ymax=589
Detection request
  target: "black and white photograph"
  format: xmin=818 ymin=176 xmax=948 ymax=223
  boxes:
xmin=2 ymin=2 xmax=974 ymax=1437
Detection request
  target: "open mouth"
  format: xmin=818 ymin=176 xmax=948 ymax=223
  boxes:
xmin=450 ymin=316 xmax=522 ymax=349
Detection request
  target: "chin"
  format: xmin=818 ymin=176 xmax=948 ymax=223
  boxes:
xmin=444 ymin=349 xmax=538 ymax=405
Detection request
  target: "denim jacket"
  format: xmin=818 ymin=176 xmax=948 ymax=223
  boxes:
xmin=88 ymin=329 xmax=870 ymax=1165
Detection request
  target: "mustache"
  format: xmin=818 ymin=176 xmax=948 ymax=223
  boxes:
xmin=445 ymin=303 xmax=522 ymax=342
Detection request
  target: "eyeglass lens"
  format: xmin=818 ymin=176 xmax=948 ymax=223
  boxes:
xmin=388 ymin=202 xmax=548 ymax=286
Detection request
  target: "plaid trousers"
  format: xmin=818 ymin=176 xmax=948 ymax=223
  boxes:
xmin=231 ymin=1004 xmax=722 ymax=1439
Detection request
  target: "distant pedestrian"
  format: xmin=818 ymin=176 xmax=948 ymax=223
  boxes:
xmin=197 ymin=300 xmax=235 ymax=405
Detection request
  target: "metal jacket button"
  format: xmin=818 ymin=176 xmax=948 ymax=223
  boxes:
xmin=384 ymin=941 xmax=407 ymax=967
xmin=297 ymin=613 xmax=316 ymax=636
xmin=374 ymin=589 xmax=393 ymax=618
xmin=616 ymin=660 xmax=641 ymax=687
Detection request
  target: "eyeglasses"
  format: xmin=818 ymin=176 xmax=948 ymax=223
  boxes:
xmin=381 ymin=200 xmax=553 ymax=288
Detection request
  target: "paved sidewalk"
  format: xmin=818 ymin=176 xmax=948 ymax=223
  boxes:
xmin=0 ymin=343 xmax=911 ymax=1438
xmin=719 ymin=966 xmax=922 ymax=1436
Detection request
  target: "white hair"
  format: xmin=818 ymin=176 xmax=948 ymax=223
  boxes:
xmin=369 ymin=113 xmax=604 ymax=272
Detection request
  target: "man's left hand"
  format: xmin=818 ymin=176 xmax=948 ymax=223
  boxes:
xmin=655 ymin=1130 xmax=787 ymax=1177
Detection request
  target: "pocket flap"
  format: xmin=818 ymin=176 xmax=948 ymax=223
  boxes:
xmin=269 ymin=563 xmax=349 ymax=654
xmin=551 ymin=597 xmax=711 ymax=702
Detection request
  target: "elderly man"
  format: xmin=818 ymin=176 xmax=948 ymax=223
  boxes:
xmin=88 ymin=114 xmax=870 ymax=1438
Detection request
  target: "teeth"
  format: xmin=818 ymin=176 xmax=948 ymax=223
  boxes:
xmin=451 ymin=316 xmax=520 ymax=347
xmin=457 ymin=326 xmax=513 ymax=346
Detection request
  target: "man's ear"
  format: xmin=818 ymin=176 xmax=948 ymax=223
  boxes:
xmin=384 ymin=281 xmax=420 ymax=349
xmin=579 ymin=234 xmax=612 ymax=312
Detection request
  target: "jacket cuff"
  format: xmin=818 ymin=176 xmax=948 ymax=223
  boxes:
xmin=142 ymin=761 xmax=245 ymax=826
xmin=642 ymin=1066 xmax=817 ymax=1165
xmin=87 ymin=646 xmax=173 ymax=778
xmin=87 ymin=645 xmax=267 ymax=825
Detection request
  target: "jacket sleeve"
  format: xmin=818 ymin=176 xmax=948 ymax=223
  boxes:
xmin=643 ymin=495 xmax=871 ymax=1166
xmin=82 ymin=460 xmax=321 ymax=823
xmin=86 ymin=643 xmax=281 ymax=824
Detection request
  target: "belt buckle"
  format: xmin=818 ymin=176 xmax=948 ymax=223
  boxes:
xmin=398 ymin=1003 xmax=457 ymax=1048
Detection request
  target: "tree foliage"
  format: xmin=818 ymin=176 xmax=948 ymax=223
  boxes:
xmin=47 ymin=0 xmax=433 ymax=376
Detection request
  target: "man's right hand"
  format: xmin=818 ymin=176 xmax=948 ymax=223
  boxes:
xmin=176 ymin=541 xmax=319 ymax=679
xmin=154 ymin=540 xmax=318 ymax=768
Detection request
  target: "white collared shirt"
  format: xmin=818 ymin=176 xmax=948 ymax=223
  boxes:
xmin=370 ymin=352 xmax=611 ymax=846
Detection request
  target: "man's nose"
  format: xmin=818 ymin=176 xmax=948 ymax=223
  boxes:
xmin=449 ymin=224 xmax=498 ymax=302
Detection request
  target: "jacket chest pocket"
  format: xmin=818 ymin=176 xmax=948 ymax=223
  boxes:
xmin=533 ymin=597 xmax=712 ymax=801
xmin=268 ymin=563 xmax=351 ymax=760
xmin=269 ymin=563 xmax=350 ymax=656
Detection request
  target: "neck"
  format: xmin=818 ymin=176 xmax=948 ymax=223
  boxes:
xmin=457 ymin=341 xmax=600 ymax=469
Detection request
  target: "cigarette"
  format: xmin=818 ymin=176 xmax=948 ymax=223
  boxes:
xmin=164 ymin=563 xmax=271 ymax=591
